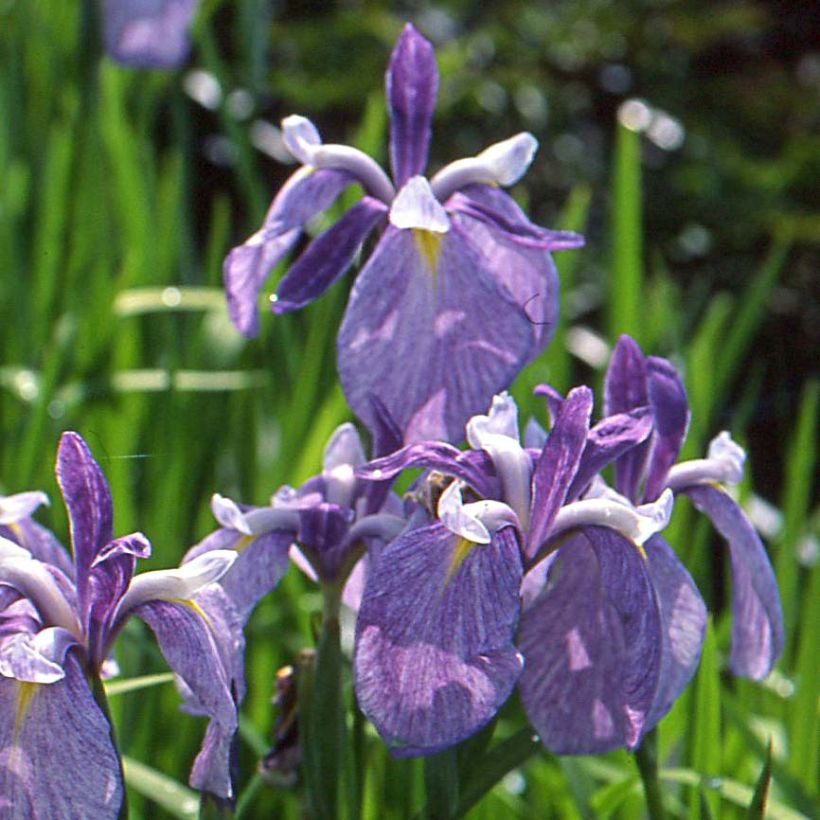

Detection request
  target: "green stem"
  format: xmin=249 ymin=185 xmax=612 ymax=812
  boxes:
xmin=635 ymin=730 xmax=665 ymax=820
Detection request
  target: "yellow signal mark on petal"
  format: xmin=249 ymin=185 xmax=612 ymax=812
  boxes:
xmin=167 ymin=597 xmax=213 ymax=632
xmin=14 ymin=681 xmax=39 ymax=740
xmin=445 ymin=537 xmax=477 ymax=586
xmin=634 ymin=541 xmax=647 ymax=562
xmin=235 ymin=535 xmax=256 ymax=553
xmin=414 ymin=229 xmax=443 ymax=279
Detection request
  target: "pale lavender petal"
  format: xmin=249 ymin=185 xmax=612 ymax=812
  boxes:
xmin=0 ymin=519 xmax=74 ymax=579
xmin=683 ymin=485 xmax=784 ymax=679
xmin=386 ymin=24 xmax=438 ymax=187
xmin=643 ymin=536 xmax=707 ymax=728
xmin=643 ymin=356 xmax=690 ymax=502
xmin=55 ymin=432 xmax=113 ymax=627
xmin=224 ymin=167 xmax=352 ymax=337
xmin=0 ymin=492 xmax=49 ymax=526
xmin=450 ymin=197 xmax=562 ymax=350
xmin=449 ymin=186 xmax=584 ymax=250
xmin=526 ymin=387 xmax=593 ymax=561
xmin=135 ymin=599 xmax=238 ymax=798
xmin=338 ymin=225 xmax=533 ymax=444
xmin=518 ymin=527 xmax=662 ymax=754
xmin=0 ymin=655 xmax=123 ymax=817
xmin=103 ymin=0 xmax=197 ymax=69
xmin=604 ymin=336 xmax=650 ymax=501
xmin=569 ymin=408 xmax=654 ymax=502
xmin=0 ymin=627 xmax=76 ymax=683
xmin=273 ymin=198 xmax=387 ymax=313
xmin=354 ymin=522 xmax=523 ymax=755
xmin=358 ymin=441 xmax=498 ymax=499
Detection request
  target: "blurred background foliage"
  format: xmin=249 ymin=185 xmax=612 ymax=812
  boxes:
xmin=0 ymin=0 xmax=817 ymax=817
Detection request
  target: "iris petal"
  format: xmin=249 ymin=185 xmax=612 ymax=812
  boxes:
xmin=354 ymin=522 xmax=523 ymax=755
xmin=518 ymin=527 xmax=662 ymax=754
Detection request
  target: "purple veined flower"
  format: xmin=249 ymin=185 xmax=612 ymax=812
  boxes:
xmin=102 ymin=0 xmax=199 ymax=69
xmin=352 ymin=388 xmax=703 ymax=756
xmin=223 ymin=23 xmax=584 ymax=445
xmin=597 ymin=334 xmax=785 ymax=680
xmin=0 ymin=432 xmax=239 ymax=815
xmin=184 ymin=419 xmax=408 ymax=629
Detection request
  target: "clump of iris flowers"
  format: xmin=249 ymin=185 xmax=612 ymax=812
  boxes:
xmin=351 ymin=336 xmax=783 ymax=757
xmin=223 ymin=23 xmax=583 ymax=444
xmin=0 ymin=433 xmax=239 ymax=815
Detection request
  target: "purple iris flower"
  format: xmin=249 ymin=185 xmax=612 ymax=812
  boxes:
xmin=103 ymin=0 xmax=199 ymax=68
xmin=353 ymin=388 xmax=694 ymax=756
xmin=353 ymin=351 xmax=784 ymax=757
xmin=184 ymin=421 xmax=407 ymax=623
xmin=0 ymin=433 xmax=239 ymax=814
xmin=223 ymin=23 xmax=583 ymax=444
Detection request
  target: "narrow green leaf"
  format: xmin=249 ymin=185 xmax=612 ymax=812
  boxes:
xmin=608 ymin=120 xmax=643 ymax=344
xmin=424 ymin=748 xmax=460 ymax=820
xmin=689 ymin=617 xmax=721 ymax=820
xmin=454 ymin=728 xmax=540 ymax=818
xmin=746 ymin=741 xmax=773 ymax=819
xmin=122 ymin=756 xmax=199 ymax=820
xmin=104 ymin=672 xmax=175 ymax=697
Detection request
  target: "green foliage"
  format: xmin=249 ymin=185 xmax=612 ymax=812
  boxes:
xmin=0 ymin=1 xmax=816 ymax=818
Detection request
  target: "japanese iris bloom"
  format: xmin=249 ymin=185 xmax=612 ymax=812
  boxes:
xmin=0 ymin=433 xmax=239 ymax=816
xmin=352 ymin=350 xmax=783 ymax=757
xmin=103 ymin=0 xmax=198 ymax=68
xmin=223 ymin=23 xmax=583 ymax=444
xmin=184 ymin=420 xmax=407 ymax=621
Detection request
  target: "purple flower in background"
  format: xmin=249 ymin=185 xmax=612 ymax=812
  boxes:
xmin=103 ymin=0 xmax=198 ymax=68
xmin=0 ymin=433 xmax=238 ymax=815
xmin=185 ymin=420 xmax=408 ymax=625
xmin=223 ymin=23 xmax=583 ymax=444
xmin=352 ymin=389 xmax=698 ymax=756
xmin=598 ymin=335 xmax=784 ymax=680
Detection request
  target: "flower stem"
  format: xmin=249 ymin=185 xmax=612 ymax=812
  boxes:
xmin=634 ymin=729 xmax=665 ymax=820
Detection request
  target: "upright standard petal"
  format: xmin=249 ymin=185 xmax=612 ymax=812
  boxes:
xmin=518 ymin=527 xmax=662 ymax=755
xmin=55 ymin=433 xmax=114 ymax=628
xmin=604 ymin=336 xmax=650 ymax=501
xmin=386 ymin=24 xmax=438 ymax=187
xmin=354 ymin=522 xmax=523 ymax=755
xmin=0 ymin=655 xmax=123 ymax=818
xmin=224 ymin=167 xmax=353 ymax=336
xmin=643 ymin=536 xmax=707 ymax=728
xmin=683 ymin=485 xmax=784 ymax=679
xmin=643 ymin=356 xmax=690 ymax=502
xmin=338 ymin=225 xmax=533 ymax=444
xmin=526 ymin=387 xmax=593 ymax=561
xmin=103 ymin=0 xmax=197 ymax=69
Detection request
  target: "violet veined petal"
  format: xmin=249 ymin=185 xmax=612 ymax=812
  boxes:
xmin=182 ymin=527 xmax=292 ymax=622
xmin=357 ymin=441 xmax=498 ymax=500
xmin=273 ymin=197 xmax=387 ymax=313
xmin=0 ymin=655 xmax=124 ymax=817
xmin=526 ymin=387 xmax=593 ymax=561
xmin=449 ymin=199 xmax=562 ymax=350
xmin=296 ymin=504 xmax=355 ymax=580
xmin=386 ymin=24 xmax=438 ymax=187
xmin=362 ymin=395 xmax=405 ymax=515
xmin=643 ymin=536 xmax=707 ymax=729
xmin=134 ymin=599 xmax=238 ymax=798
xmin=338 ymin=225 xmax=533 ymax=444
xmin=103 ymin=0 xmax=197 ymax=69
xmin=643 ymin=356 xmax=690 ymax=501
xmin=683 ymin=485 xmax=784 ymax=679
xmin=533 ymin=383 xmax=565 ymax=428
xmin=604 ymin=336 xmax=650 ymax=501
xmin=518 ymin=527 xmax=662 ymax=754
xmin=569 ymin=407 xmax=654 ymax=501
xmin=55 ymin=432 xmax=114 ymax=627
xmin=224 ymin=167 xmax=353 ymax=336
xmin=354 ymin=522 xmax=523 ymax=755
